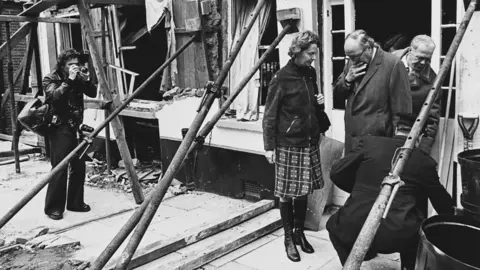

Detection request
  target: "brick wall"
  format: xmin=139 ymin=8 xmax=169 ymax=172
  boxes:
xmin=0 ymin=1 xmax=28 ymax=135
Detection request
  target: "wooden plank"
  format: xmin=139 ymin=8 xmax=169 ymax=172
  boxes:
xmin=78 ymin=0 xmax=144 ymax=204
xmin=19 ymin=0 xmax=73 ymax=16
xmin=137 ymin=209 xmax=282 ymax=270
xmin=0 ymin=148 xmax=42 ymax=158
xmin=121 ymin=200 xmax=275 ymax=269
xmin=0 ymin=133 xmax=40 ymax=147
xmin=0 ymin=23 xmax=31 ymax=62
xmin=86 ymin=0 xmax=145 ymax=5
xmin=122 ymin=26 xmax=148 ymax=45
xmin=0 ymin=15 xmax=80 ymax=24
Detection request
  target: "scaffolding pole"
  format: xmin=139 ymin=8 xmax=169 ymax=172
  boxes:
xmin=342 ymin=0 xmax=478 ymax=269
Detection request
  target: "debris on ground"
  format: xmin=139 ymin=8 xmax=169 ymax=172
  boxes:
xmin=16 ymin=226 xmax=49 ymax=244
xmin=0 ymin=230 xmax=83 ymax=270
xmin=0 ymin=245 xmax=85 ymax=270
xmin=84 ymin=159 xmax=189 ymax=197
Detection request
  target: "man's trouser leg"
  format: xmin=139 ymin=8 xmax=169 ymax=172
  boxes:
xmin=328 ymin=231 xmax=351 ymax=265
xmin=67 ymin=142 xmax=86 ymax=209
xmin=44 ymin=125 xmax=76 ymax=214
xmin=400 ymin=236 xmax=420 ymax=270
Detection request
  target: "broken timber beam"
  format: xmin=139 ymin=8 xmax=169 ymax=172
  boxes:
xmin=19 ymin=0 xmax=73 ymax=16
xmin=77 ymin=0 xmax=144 ymax=204
xmin=0 ymin=23 xmax=31 ymax=62
xmin=0 ymin=54 xmax=28 ymax=114
xmin=0 ymin=15 xmax=80 ymax=24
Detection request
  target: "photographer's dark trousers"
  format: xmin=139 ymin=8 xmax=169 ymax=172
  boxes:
xmin=45 ymin=124 xmax=86 ymax=215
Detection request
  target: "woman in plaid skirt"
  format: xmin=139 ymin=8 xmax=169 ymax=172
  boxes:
xmin=262 ymin=31 xmax=328 ymax=262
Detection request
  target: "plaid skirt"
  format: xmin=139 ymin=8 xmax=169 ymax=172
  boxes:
xmin=274 ymin=144 xmax=324 ymax=198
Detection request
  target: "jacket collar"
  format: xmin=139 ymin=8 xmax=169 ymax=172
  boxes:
xmin=394 ymin=48 xmax=435 ymax=83
xmin=354 ymin=45 xmax=383 ymax=93
xmin=283 ymin=59 xmax=314 ymax=78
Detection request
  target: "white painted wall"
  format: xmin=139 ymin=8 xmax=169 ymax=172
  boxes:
xmin=455 ymin=11 xmax=480 ymax=206
xmin=276 ymin=0 xmax=319 ymax=68
xmin=156 ymin=97 xmax=265 ymax=155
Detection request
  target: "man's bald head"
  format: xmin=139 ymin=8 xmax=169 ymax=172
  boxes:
xmin=344 ymin=30 xmax=376 ymax=65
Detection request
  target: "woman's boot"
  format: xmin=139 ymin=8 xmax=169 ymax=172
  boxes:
xmin=279 ymin=200 xmax=300 ymax=262
xmin=293 ymin=198 xmax=314 ymax=253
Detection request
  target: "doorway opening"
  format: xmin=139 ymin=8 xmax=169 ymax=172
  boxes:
xmin=355 ymin=0 xmax=431 ymax=52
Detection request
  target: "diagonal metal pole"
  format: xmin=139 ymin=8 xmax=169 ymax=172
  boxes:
xmin=0 ymin=34 xmax=197 ymax=230
xmin=5 ymin=22 xmax=21 ymax=173
xmin=342 ymin=0 xmax=478 ymax=269
xmin=114 ymin=1 xmax=267 ymax=269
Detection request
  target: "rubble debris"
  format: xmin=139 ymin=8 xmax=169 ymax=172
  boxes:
xmin=16 ymin=226 xmax=49 ymax=244
xmin=118 ymin=158 xmax=140 ymax=168
xmin=26 ymin=234 xmax=60 ymax=249
xmin=0 ymin=239 xmax=4 ymax=247
xmin=44 ymin=236 xmax=80 ymax=250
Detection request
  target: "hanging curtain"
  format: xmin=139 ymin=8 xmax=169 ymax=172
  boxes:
xmin=144 ymin=0 xmax=178 ymax=91
xmin=230 ymin=0 xmax=272 ymax=121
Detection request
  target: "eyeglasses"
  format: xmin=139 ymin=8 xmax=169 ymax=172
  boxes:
xmin=409 ymin=51 xmax=432 ymax=64
xmin=346 ymin=48 xmax=366 ymax=62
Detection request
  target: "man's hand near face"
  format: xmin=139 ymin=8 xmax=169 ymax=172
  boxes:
xmin=68 ymin=65 xmax=79 ymax=81
xmin=345 ymin=62 xmax=367 ymax=84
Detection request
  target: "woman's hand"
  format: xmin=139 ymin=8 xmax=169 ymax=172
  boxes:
xmin=316 ymin=93 xmax=325 ymax=105
xmin=265 ymin=150 xmax=275 ymax=164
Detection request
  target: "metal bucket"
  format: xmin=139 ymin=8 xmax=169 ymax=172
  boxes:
xmin=415 ymin=215 xmax=480 ymax=270
xmin=458 ymin=149 xmax=480 ymax=218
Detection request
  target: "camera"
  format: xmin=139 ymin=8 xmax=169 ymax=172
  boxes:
xmin=76 ymin=66 xmax=90 ymax=81
xmin=78 ymin=124 xmax=94 ymax=133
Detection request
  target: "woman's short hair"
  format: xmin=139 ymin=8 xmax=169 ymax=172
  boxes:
xmin=288 ymin=30 xmax=320 ymax=58
xmin=55 ymin=48 xmax=86 ymax=73
xmin=345 ymin=29 xmax=375 ymax=49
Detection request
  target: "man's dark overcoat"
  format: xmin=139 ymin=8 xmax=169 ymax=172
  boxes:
xmin=334 ymin=47 xmax=412 ymax=153
xmin=326 ymin=135 xmax=453 ymax=254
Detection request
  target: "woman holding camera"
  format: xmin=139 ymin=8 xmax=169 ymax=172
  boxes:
xmin=262 ymin=31 xmax=327 ymax=262
xmin=43 ymin=49 xmax=97 ymax=220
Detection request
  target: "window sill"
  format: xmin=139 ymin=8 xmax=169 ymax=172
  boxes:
xmin=216 ymin=117 xmax=263 ymax=133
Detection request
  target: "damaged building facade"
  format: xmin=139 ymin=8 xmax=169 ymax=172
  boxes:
xmin=28 ymin=0 xmax=480 ymax=209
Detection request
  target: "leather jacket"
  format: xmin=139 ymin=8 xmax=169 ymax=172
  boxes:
xmin=263 ymin=60 xmax=323 ymax=151
xmin=43 ymin=71 xmax=97 ymax=126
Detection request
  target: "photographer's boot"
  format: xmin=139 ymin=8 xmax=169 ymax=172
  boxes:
xmin=293 ymin=198 xmax=314 ymax=253
xmin=280 ymin=201 xmax=300 ymax=262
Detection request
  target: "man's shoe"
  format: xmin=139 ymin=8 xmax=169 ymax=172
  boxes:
xmin=47 ymin=210 xmax=63 ymax=220
xmin=67 ymin=203 xmax=91 ymax=212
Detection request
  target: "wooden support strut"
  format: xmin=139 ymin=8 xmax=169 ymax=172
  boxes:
xmin=77 ymin=0 xmax=144 ymax=204
xmin=0 ymin=9 xmax=196 ymax=232
xmin=342 ymin=1 xmax=478 ymax=269
xmin=112 ymin=1 xmax=267 ymax=269
xmin=5 ymin=22 xmax=21 ymax=173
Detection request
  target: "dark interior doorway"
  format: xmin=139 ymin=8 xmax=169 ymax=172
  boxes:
xmin=119 ymin=6 xmax=168 ymax=102
xmin=355 ymin=0 xmax=432 ymax=51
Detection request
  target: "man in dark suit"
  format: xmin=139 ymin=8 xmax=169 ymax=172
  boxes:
xmin=334 ymin=29 xmax=412 ymax=153
xmin=326 ymin=113 xmax=453 ymax=270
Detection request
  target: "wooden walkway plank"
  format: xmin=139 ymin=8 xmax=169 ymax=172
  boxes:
xmin=116 ymin=200 xmax=275 ymax=269
xmin=136 ymin=209 xmax=282 ymax=270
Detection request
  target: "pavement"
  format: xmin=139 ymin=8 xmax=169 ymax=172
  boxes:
xmin=199 ymin=228 xmax=401 ymax=270
xmin=0 ymin=140 xmax=401 ymax=270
